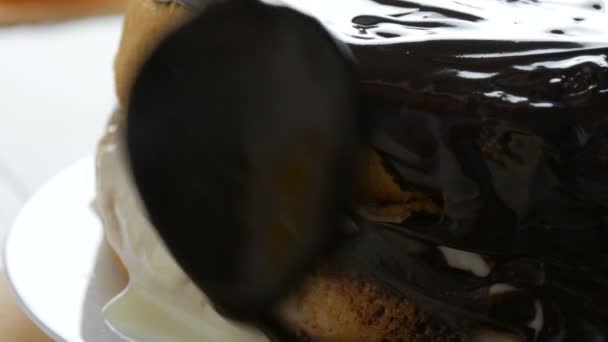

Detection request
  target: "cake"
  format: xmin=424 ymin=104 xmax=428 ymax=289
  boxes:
xmin=95 ymin=0 xmax=608 ymax=341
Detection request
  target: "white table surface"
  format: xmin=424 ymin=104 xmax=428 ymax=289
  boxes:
xmin=0 ymin=15 xmax=124 ymax=266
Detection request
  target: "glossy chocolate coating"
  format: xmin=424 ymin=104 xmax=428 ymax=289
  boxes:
xmin=330 ymin=1 xmax=607 ymax=340
xmin=157 ymin=0 xmax=608 ymax=340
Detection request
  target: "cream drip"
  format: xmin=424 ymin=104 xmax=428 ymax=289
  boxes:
xmin=438 ymin=246 xmax=491 ymax=277
xmin=95 ymin=111 xmax=267 ymax=342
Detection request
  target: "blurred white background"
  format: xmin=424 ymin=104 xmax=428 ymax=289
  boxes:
xmin=0 ymin=15 xmax=124 ymax=263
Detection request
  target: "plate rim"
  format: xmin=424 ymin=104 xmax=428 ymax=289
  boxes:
xmin=3 ymin=156 xmax=95 ymax=342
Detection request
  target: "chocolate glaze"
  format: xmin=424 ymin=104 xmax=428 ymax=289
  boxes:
xmin=155 ymin=0 xmax=608 ymax=340
xmin=334 ymin=1 xmax=607 ymax=340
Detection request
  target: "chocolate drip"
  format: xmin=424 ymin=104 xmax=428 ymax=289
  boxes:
xmin=338 ymin=1 xmax=608 ymax=339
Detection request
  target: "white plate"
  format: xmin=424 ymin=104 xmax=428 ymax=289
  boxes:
xmin=3 ymin=157 xmax=128 ymax=342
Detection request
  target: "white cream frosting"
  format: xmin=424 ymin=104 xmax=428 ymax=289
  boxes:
xmin=488 ymin=283 xmax=517 ymax=296
xmin=94 ymin=111 xmax=267 ymax=341
xmin=437 ymin=246 xmax=491 ymax=277
xmin=528 ymin=300 xmax=544 ymax=340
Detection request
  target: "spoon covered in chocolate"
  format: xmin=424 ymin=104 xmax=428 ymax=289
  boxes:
xmin=126 ymin=0 xmax=360 ymax=328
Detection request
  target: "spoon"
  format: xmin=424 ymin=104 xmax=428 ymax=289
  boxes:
xmin=126 ymin=0 xmax=360 ymax=326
